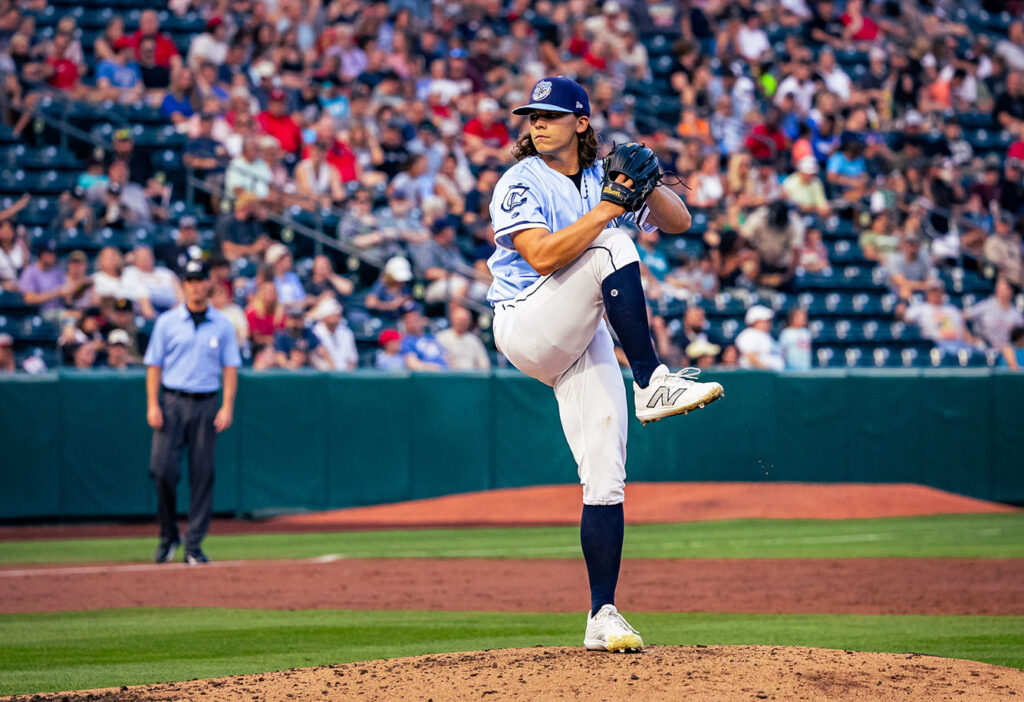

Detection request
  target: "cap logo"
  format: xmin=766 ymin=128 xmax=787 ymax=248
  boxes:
xmin=532 ymin=80 xmax=552 ymax=101
xmin=576 ymin=101 xmax=584 ymax=109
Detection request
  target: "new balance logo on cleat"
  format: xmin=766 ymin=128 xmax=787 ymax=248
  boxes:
xmin=646 ymin=386 xmax=685 ymax=409
xmin=634 ymin=365 xmax=724 ymax=425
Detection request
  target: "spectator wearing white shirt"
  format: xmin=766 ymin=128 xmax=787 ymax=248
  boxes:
xmin=901 ymin=280 xmax=979 ymax=356
xmin=186 ymin=17 xmax=228 ymax=72
xmin=778 ymin=307 xmax=812 ymax=371
xmin=436 ymin=305 xmax=490 ymax=371
xmin=966 ymin=278 xmax=1024 ymax=351
xmin=817 ymin=48 xmax=852 ymax=101
xmin=776 ymin=61 xmax=817 ymax=116
xmin=736 ymin=15 xmax=770 ymax=63
xmin=122 ymin=245 xmax=182 ymax=314
xmin=996 ymin=21 xmax=1024 ymax=73
xmin=93 ymin=247 xmax=155 ymax=317
xmin=311 ymin=297 xmax=358 ymax=371
xmin=736 ymin=305 xmax=785 ymax=371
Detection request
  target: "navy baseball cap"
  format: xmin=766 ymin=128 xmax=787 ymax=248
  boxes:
xmin=183 ymin=259 xmax=210 ymax=281
xmin=512 ymin=77 xmax=590 ymax=117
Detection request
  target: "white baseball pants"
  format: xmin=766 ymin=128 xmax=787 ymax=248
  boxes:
xmin=493 ymin=229 xmax=641 ymax=505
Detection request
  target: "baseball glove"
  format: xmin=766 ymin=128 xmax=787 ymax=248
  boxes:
xmin=600 ymin=143 xmax=662 ymax=212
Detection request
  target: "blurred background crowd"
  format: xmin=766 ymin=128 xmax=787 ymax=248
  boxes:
xmin=0 ymin=0 xmax=1023 ymax=375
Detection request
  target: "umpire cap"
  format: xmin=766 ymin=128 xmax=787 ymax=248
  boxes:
xmin=513 ymin=76 xmax=591 ymax=117
xmin=183 ymin=260 xmax=210 ymax=281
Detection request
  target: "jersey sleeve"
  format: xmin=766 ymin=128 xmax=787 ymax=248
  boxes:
xmin=490 ymin=176 xmax=549 ymax=249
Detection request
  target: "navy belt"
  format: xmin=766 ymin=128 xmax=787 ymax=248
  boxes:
xmin=161 ymin=386 xmax=217 ymax=400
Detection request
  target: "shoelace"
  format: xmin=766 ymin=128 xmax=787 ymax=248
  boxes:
xmin=668 ymin=367 xmax=702 ymax=381
xmin=604 ymin=609 xmax=640 ymax=634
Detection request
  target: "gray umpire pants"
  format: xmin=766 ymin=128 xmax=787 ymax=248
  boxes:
xmin=149 ymin=391 xmax=219 ymax=550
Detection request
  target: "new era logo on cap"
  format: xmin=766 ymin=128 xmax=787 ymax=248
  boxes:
xmin=513 ymin=76 xmax=591 ymax=117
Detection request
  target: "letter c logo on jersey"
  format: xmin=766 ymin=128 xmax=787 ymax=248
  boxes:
xmin=501 ymin=184 xmax=530 ymax=212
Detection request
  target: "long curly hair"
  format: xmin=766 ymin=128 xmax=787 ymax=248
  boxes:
xmin=511 ymin=123 xmax=599 ymax=169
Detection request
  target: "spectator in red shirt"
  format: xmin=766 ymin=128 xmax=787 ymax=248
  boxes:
xmin=127 ymin=10 xmax=180 ymax=70
xmin=1009 ymin=139 xmax=1024 ymax=162
xmin=841 ymin=0 xmax=880 ymax=42
xmin=46 ymin=31 xmax=81 ymax=91
xmin=463 ymin=97 xmax=510 ymax=166
xmin=14 ymin=31 xmax=85 ymax=136
xmin=745 ymin=107 xmax=788 ymax=163
xmin=258 ymin=88 xmax=302 ymax=156
xmin=306 ymin=119 xmax=360 ymax=183
xmin=246 ymin=277 xmax=286 ymax=345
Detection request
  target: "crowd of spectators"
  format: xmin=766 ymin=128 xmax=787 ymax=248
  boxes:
xmin=0 ymin=0 xmax=1023 ymax=373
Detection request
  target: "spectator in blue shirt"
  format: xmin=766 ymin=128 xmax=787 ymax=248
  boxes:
xmin=264 ymin=242 xmax=307 ymax=311
xmin=400 ymin=305 xmax=448 ymax=371
xmin=161 ymin=68 xmax=197 ymax=124
xmin=95 ymin=41 xmax=142 ymax=103
xmin=826 ymin=139 xmax=869 ymax=197
xmin=273 ymin=309 xmax=325 ymax=369
xmin=184 ymin=113 xmax=227 ymax=178
xmin=999 ymin=326 xmax=1024 ymax=371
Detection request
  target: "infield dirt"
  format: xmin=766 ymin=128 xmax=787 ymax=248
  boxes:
xmin=10 ymin=646 xmax=1024 ymax=701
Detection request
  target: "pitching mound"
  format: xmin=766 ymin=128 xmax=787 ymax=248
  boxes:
xmin=272 ymin=482 xmax=1018 ymax=529
xmin=13 ymin=646 xmax=1024 ymax=701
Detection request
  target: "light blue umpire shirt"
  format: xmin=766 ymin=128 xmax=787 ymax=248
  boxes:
xmin=144 ymin=303 xmax=242 ymax=393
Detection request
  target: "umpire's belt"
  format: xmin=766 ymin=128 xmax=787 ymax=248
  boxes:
xmin=161 ymin=386 xmax=217 ymax=400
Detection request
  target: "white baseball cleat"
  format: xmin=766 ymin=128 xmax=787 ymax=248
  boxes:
xmin=584 ymin=604 xmax=644 ymax=652
xmin=634 ymin=364 xmax=724 ymax=425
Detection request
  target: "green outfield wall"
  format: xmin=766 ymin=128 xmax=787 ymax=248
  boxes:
xmin=0 ymin=369 xmax=1021 ymax=519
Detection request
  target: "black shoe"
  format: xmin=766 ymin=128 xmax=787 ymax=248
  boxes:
xmin=154 ymin=538 xmax=180 ymax=564
xmin=184 ymin=548 xmax=209 ymax=565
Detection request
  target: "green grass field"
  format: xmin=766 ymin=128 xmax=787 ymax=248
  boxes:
xmin=1 ymin=512 xmax=1021 ymax=696
xmin=2 ymin=609 xmax=1022 ymax=695
xmin=2 ymin=513 xmax=1022 ymax=564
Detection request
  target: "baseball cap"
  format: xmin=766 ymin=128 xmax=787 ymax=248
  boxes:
xmin=686 ymin=339 xmax=721 ymax=360
xmin=796 ymin=156 xmax=819 ymax=174
xmin=114 ymin=128 xmax=133 ymax=142
xmin=745 ymin=305 xmax=774 ymax=325
xmin=265 ymin=242 xmax=290 ymax=266
xmin=313 ymin=297 xmax=342 ymax=320
xmin=113 ymin=37 xmax=133 ymax=51
xmin=512 ymin=76 xmax=591 ymax=117
xmin=268 ymin=88 xmax=287 ymax=102
xmin=378 ymin=329 xmax=400 ymax=346
xmin=383 ymin=256 xmax=413 ymax=282
xmin=179 ymin=215 xmax=197 ymax=229
xmin=113 ymin=297 xmax=133 ymax=312
xmin=478 ymin=97 xmax=499 ymax=113
xmin=68 ymin=250 xmax=87 ymax=264
xmin=183 ymin=259 xmax=210 ymax=281
xmin=108 ymin=329 xmax=131 ymax=346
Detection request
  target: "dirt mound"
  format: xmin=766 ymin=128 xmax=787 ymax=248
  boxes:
xmin=273 ymin=482 xmax=1019 ymax=529
xmin=11 ymin=646 xmax=1024 ymax=701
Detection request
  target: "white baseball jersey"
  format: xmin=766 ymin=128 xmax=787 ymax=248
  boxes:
xmin=486 ymin=155 xmax=656 ymax=304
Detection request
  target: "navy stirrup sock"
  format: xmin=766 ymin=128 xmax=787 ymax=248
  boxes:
xmin=580 ymin=503 xmax=624 ymax=616
xmin=602 ymin=261 xmax=660 ymax=389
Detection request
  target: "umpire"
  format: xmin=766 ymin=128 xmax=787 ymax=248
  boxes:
xmin=144 ymin=259 xmax=241 ymax=565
